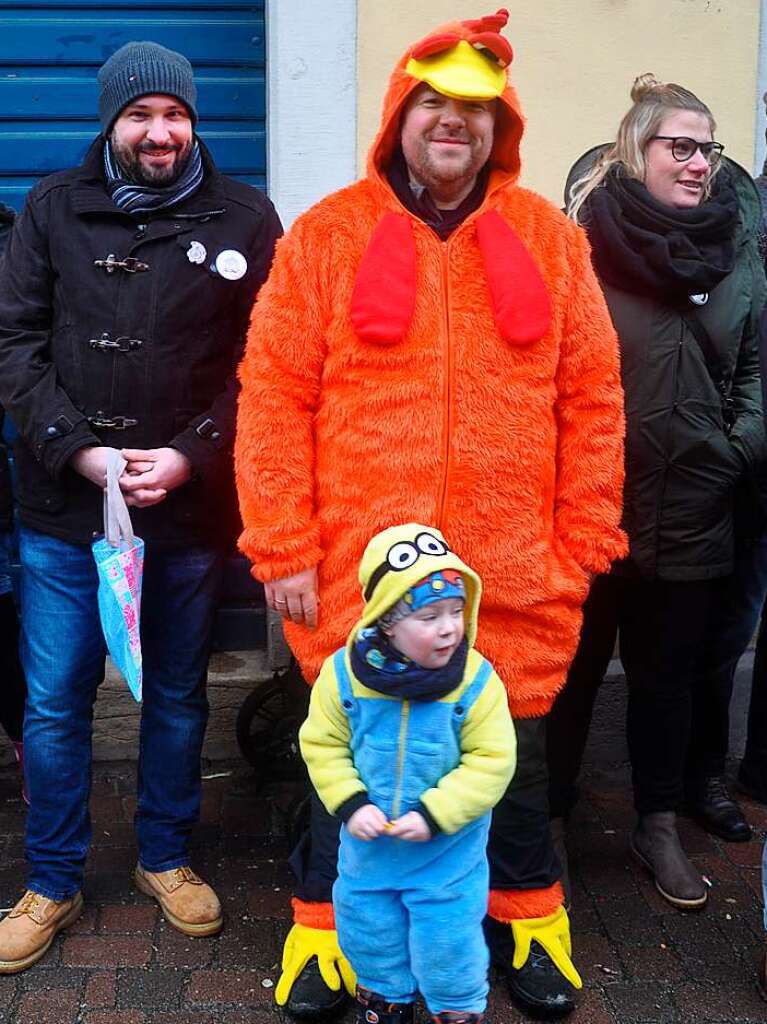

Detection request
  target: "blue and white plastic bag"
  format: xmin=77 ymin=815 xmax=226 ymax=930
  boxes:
xmin=92 ymin=449 xmax=144 ymax=701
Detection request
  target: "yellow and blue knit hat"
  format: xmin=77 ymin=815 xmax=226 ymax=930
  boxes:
xmin=349 ymin=523 xmax=482 ymax=647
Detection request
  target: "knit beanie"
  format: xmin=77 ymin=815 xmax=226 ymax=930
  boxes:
xmin=348 ymin=523 xmax=482 ymax=650
xmin=378 ymin=570 xmax=467 ymax=631
xmin=98 ymin=41 xmax=198 ymax=133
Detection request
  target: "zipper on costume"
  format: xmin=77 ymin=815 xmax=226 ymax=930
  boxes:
xmin=435 ymin=241 xmax=455 ymax=528
xmin=391 ymin=700 xmax=411 ymax=820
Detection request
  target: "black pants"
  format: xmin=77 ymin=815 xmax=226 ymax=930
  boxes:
xmin=291 ymin=718 xmax=560 ymax=903
xmin=547 ymin=574 xmax=717 ymax=817
xmin=0 ymin=590 xmax=26 ymax=742
xmin=742 ymin=608 xmax=767 ymax=785
xmin=683 ymin=531 xmax=767 ymax=786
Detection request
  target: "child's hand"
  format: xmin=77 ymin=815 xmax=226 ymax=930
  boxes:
xmin=387 ymin=811 xmax=432 ymax=842
xmin=347 ymin=804 xmax=388 ymax=840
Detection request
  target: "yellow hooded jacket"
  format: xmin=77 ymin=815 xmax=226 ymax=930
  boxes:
xmin=299 ymin=524 xmax=516 ymax=835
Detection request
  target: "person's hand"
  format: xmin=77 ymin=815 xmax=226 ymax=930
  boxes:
xmin=387 ymin=810 xmax=432 ymax=842
xmin=69 ymin=446 xmax=112 ymax=488
xmin=119 ymin=447 xmax=192 ymax=508
xmin=264 ymin=567 xmax=319 ymax=629
xmin=347 ymin=804 xmax=388 ymax=840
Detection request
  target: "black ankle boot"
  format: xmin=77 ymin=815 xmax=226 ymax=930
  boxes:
xmin=355 ymin=987 xmax=415 ymax=1024
xmin=286 ymin=958 xmax=349 ymax=1019
xmin=483 ymin=917 xmax=576 ymax=1019
xmin=688 ymin=776 xmax=752 ymax=842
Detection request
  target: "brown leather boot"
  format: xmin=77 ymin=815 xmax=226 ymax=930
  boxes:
xmin=135 ymin=865 xmax=222 ymax=936
xmin=0 ymin=890 xmax=83 ymax=973
xmin=631 ymin=812 xmax=707 ymax=910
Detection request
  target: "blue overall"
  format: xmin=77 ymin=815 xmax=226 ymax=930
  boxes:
xmin=332 ymin=649 xmax=493 ymax=1014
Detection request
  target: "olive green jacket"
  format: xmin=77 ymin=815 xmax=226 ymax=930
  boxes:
xmin=566 ymin=152 xmax=766 ymax=579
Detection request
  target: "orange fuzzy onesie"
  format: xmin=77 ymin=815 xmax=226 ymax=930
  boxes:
xmin=236 ymin=16 xmax=626 ymax=923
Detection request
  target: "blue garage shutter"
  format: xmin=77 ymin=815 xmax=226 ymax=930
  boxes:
xmin=0 ymin=0 xmax=266 ymax=210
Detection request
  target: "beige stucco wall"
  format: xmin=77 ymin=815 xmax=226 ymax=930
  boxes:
xmin=357 ymin=0 xmax=761 ymax=205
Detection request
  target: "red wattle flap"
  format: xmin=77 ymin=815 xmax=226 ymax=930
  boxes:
xmin=350 ymin=213 xmax=417 ymax=345
xmin=475 ymin=210 xmax=552 ymax=345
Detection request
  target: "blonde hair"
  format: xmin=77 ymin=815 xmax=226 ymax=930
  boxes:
xmin=567 ymin=73 xmax=717 ymax=224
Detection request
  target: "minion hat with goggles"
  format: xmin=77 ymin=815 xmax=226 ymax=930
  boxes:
xmin=349 ymin=524 xmax=482 ymax=649
xmin=405 ymin=8 xmax=512 ymax=101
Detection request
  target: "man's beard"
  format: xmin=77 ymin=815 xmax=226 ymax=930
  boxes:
xmin=111 ymin=136 xmax=192 ymax=187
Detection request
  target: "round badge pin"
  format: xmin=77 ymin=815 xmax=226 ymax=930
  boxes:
xmin=215 ymin=249 xmax=248 ymax=281
xmin=186 ymin=240 xmax=207 ymax=265
xmin=689 ymin=293 xmax=709 ymax=306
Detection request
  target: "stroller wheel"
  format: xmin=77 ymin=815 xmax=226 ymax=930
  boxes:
xmin=235 ymin=675 xmax=307 ymax=782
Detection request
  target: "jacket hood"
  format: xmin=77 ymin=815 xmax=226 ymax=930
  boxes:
xmin=366 ymin=11 xmax=525 ymax=191
xmin=564 ymin=145 xmax=762 ymax=241
xmin=348 ymin=524 xmax=482 ymax=649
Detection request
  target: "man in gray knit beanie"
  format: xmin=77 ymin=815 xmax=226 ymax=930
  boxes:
xmin=98 ymin=40 xmax=198 ymax=133
xmin=98 ymin=41 xmax=198 ymax=189
xmin=0 ymin=31 xmax=282 ymax=973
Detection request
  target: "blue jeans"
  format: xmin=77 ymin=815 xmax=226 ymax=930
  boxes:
xmin=19 ymin=527 xmax=223 ymax=900
xmin=0 ymin=531 xmax=13 ymax=596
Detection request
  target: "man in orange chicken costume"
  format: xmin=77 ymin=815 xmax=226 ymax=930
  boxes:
xmin=236 ymin=10 xmax=626 ymax=1020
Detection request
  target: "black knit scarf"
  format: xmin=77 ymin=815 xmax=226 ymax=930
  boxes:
xmin=584 ymin=167 xmax=739 ymax=304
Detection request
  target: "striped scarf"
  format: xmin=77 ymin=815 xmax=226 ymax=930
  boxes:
xmin=103 ymin=138 xmax=203 ymax=214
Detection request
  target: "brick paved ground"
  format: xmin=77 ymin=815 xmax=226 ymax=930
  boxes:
xmin=0 ymin=759 xmax=765 ymax=1024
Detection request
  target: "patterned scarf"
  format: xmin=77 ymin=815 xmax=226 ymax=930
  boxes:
xmin=103 ymin=138 xmax=203 ymax=214
xmin=351 ymin=628 xmax=468 ymax=701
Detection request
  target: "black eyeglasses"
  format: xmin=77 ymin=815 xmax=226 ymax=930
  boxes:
xmin=649 ymin=136 xmax=724 ymax=165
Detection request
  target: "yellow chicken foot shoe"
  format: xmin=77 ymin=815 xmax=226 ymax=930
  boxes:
xmin=276 ymin=922 xmax=356 ymax=1018
xmin=484 ymin=907 xmax=582 ymax=1019
xmin=134 ymin=864 xmax=222 ymax=936
xmin=0 ymin=889 xmax=83 ymax=974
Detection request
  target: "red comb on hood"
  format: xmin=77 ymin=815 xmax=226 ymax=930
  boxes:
xmin=367 ymin=10 xmax=524 ymax=186
xmin=410 ymin=8 xmax=513 ymax=69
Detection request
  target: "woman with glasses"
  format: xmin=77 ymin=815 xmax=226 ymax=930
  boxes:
xmin=546 ymin=74 xmax=766 ymax=910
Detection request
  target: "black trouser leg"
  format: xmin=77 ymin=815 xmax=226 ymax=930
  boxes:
xmin=290 ymin=791 xmax=341 ymax=904
xmin=0 ymin=590 xmax=26 ymax=742
xmin=488 ymin=717 xmax=560 ymax=892
xmin=687 ymin=538 xmax=767 ymax=782
xmin=621 ymin=579 xmax=717 ymax=814
xmin=546 ymin=575 xmax=621 ymax=819
xmin=741 ymin=603 xmax=767 ymax=787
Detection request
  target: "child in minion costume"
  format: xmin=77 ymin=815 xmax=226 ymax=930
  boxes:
xmin=240 ymin=7 xmax=624 ymax=1021
xmin=299 ymin=524 xmax=516 ymax=1024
